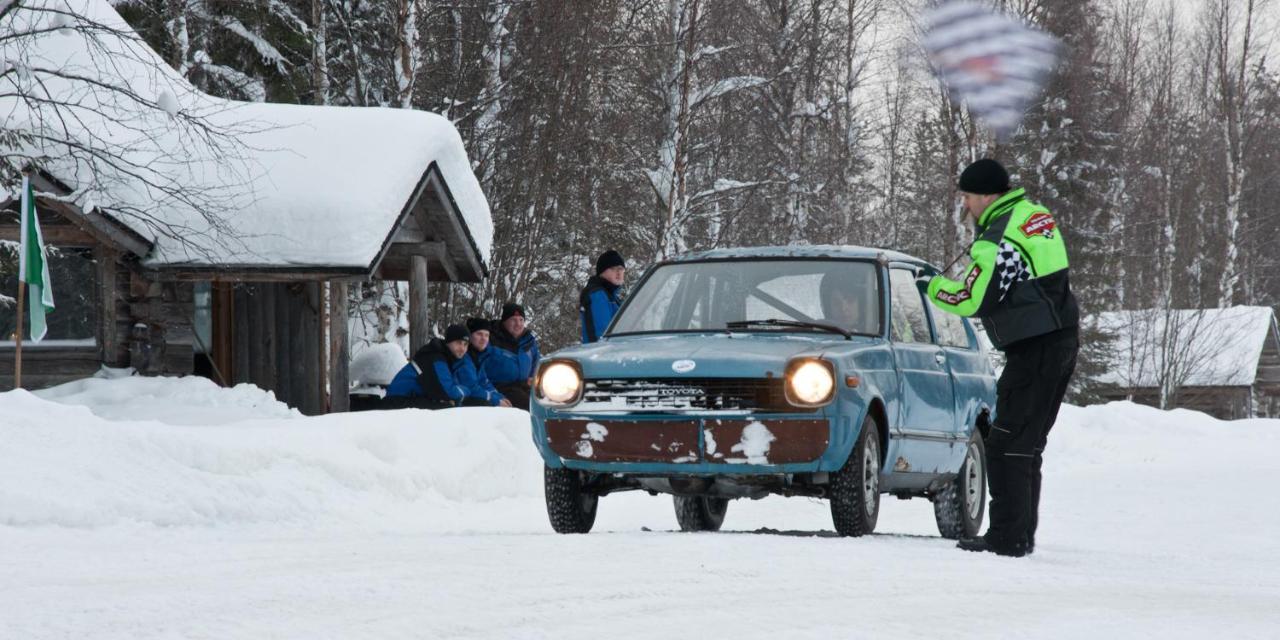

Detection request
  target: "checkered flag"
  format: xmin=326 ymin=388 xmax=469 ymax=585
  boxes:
xmin=921 ymin=1 xmax=1060 ymax=140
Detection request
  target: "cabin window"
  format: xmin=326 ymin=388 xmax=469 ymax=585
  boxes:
xmin=1 ymin=244 xmax=98 ymax=343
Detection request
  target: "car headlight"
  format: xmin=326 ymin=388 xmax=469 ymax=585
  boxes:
xmin=537 ymin=361 xmax=583 ymax=405
xmin=785 ymin=358 xmax=835 ymax=407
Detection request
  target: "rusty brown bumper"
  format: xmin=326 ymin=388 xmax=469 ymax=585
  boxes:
xmin=545 ymin=418 xmax=829 ymax=464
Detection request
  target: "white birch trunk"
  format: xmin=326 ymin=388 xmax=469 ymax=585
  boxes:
xmin=312 ymin=0 xmax=329 ymax=105
xmin=395 ymin=0 xmax=422 ymax=109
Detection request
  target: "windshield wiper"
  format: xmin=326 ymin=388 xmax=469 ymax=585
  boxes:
xmin=725 ymin=318 xmax=852 ymax=340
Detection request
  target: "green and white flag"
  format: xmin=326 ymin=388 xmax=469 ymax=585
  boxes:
xmin=18 ymin=175 xmax=55 ymax=342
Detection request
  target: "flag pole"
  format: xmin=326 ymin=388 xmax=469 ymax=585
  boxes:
xmin=15 ymin=280 xmax=24 ymax=389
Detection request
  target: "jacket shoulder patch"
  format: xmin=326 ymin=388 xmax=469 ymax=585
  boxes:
xmin=1019 ymin=212 xmax=1057 ymax=239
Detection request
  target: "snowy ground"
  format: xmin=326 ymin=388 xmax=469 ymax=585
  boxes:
xmin=2 ymin=376 xmax=1278 ymax=639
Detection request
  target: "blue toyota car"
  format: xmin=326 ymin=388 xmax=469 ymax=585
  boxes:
xmin=530 ymin=246 xmax=996 ymax=537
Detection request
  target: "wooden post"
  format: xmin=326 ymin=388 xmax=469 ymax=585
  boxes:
xmin=96 ymin=247 xmax=119 ymax=366
xmin=329 ymin=281 xmax=350 ymax=412
xmin=410 ymin=254 xmax=430 ymax=353
xmin=233 ymin=285 xmax=251 ymax=384
xmin=276 ymin=284 xmax=294 ymax=404
xmin=14 ymin=281 xmax=24 ymax=389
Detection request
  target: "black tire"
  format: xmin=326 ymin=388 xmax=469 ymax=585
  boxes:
xmin=544 ymin=466 xmax=598 ymax=534
xmin=933 ymin=432 xmax=987 ymax=540
xmin=673 ymin=495 xmax=729 ymax=532
xmin=830 ymin=416 xmax=881 ymax=537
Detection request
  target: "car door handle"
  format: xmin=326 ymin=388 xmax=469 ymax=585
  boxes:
xmin=934 ymin=352 xmax=946 ymax=365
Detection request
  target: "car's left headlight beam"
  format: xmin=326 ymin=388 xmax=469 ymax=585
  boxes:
xmin=536 ymin=360 xmax=584 ymax=407
xmin=785 ymin=357 xmax=836 ymax=407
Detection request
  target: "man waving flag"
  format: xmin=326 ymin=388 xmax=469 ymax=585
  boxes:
xmin=18 ymin=174 xmax=55 ymax=343
xmin=921 ymin=1 xmax=1060 ymax=140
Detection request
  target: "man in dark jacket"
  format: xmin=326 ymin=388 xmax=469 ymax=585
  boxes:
xmin=384 ymin=324 xmax=478 ymax=409
xmin=922 ymin=158 xmax=1080 ymax=558
xmin=459 ymin=317 xmax=510 ymax=407
xmin=580 ymin=249 xmax=626 ymax=343
xmin=484 ymin=302 xmax=540 ymax=410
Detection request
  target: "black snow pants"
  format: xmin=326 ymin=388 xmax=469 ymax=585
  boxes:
xmin=985 ymin=327 xmax=1079 ymax=549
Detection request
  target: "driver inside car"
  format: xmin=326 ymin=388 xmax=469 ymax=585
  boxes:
xmin=820 ymin=272 xmax=872 ymax=332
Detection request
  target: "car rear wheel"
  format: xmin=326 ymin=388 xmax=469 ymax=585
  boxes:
xmin=673 ymin=495 xmax=729 ymax=532
xmin=933 ymin=432 xmax=986 ymax=539
xmin=830 ymin=416 xmax=881 ymax=536
xmin=544 ymin=466 xmax=598 ymax=534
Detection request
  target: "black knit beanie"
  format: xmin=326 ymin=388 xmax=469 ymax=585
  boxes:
xmin=595 ymin=249 xmax=625 ymax=275
xmin=500 ymin=302 xmax=525 ymax=322
xmin=466 ymin=317 xmax=491 ymax=334
xmin=958 ymin=158 xmax=1011 ymax=195
xmin=444 ymin=323 xmax=469 ymax=343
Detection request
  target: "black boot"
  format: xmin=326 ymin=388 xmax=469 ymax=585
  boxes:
xmin=957 ymin=536 xmax=1028 ymax=558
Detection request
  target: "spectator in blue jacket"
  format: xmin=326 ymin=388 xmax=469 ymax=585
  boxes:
xmin=484 ymin=302 xmax=540 ymax=410
xmin=580 ymin=249 xmax=626 ymax=343
xmin=384 ymin=324 xmax=479 ymax=409
xmin=458 ymin=317 xmax=510 ymax=407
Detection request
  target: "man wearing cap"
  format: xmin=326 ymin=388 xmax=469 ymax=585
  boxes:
xmin=484 ymin=302 xmax=541 ymax=410
xmin=580 ymin=249 xmax=626 ymax=343
xmin=919 ymin=158 xmax=1080 ymax=558
xmin=384 ymin=324 xmax=477 ymax=409
xmin=458 ymin=317 xmax=511 ymax=408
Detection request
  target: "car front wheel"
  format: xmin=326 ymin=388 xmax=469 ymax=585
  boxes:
xmin=673 ymin=495 xmax=729 ymax=532
xmin=830 ymin=416 xmax=881 ymax=536
xmin=933 ymin=432 xmax=986 ymax=539
xmin=544 ymin=466 xmax=598 ymax=534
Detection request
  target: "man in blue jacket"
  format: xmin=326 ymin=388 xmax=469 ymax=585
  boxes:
xmin=580 ymin=249 xmax=626 ymax=343
xmin=458 ymin=317 xmax=510 ymax=407
xmin=384 ymin=324 xmax=476 ymax=409
xmin=484 ymin=302 xmax=540 ymax=410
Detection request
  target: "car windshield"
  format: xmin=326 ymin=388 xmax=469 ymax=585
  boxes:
xmin=610 ymin=259 xmax=881 ymax=337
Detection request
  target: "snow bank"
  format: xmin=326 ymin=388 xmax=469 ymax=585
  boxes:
xmin=3 ymin=374 xmax=1275 ymax=535
xmin=34 ymin=375 xmax=300 ymax=425
xmin=0 ymin=380 xmax=540 ymax=529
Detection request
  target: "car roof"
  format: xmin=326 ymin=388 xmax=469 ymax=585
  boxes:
xmin=675 ymin=244 xmax=933 ymax=268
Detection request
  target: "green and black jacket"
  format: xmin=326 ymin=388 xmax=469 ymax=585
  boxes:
xmin=926 ymin=188 xmax=1080 ymax=350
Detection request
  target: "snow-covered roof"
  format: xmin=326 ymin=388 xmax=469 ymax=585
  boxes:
xmin=1094 ymin=306 xmax=1279 ymax=388
xmin=1 ymin=0 xmax=492 ymax=272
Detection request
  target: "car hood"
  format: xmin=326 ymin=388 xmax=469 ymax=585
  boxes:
xmin=549 ymin=333 xmax=873 ymax=379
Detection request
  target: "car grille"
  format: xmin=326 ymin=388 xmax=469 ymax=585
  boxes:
xmin=581 ymin=378 xmax=800 ymax=412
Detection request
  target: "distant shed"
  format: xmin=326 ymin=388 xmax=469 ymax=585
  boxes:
xmin=1093 ymin=307 xmax=1280 ymax=419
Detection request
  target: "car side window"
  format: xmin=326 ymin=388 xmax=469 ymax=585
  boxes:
xmin=934 ymin=308 xmax=975 ymax=349
xmin=889 ymin=268 xmax=931 ymax=344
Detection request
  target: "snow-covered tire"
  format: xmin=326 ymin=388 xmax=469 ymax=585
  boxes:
xmin=830 ymin=415 xmax=881 ymax=537
xmin=933 ymin=432 xmax=986 ymax=540
xmin=544 ymin=466 xmax=598 ymax=534
xmin=673 ymin=495 xmax=729 ymax=532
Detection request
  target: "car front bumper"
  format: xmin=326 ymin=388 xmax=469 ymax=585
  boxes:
xmin=532 ymin=411 xmax=861 ymax=475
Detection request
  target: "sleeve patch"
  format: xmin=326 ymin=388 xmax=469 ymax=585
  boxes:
xmin=936 ymin=264 xmax=982 ymax=305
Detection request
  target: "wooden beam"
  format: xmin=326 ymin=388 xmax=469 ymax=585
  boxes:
xmin=0 ymin=225 xmax=97 ymax=245
xmin=329 ymin=281 xmax=350 ymax=413
xmin=410 ymin=254 xmax=430 ymax=353
xmin=26 ymin=173 xmax=153 ymax=257
xmin=423 ymin=167 xmax=485 ymax=282
xmin=149 ymin=269 xmax=368 ymax=283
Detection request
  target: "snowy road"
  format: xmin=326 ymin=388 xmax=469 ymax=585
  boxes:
xmin=3 ymin=378 xmax=1279 ymax=638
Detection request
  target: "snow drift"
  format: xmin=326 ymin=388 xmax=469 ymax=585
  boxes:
xmin=1 ymin=378 xmax=541 ymax=529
